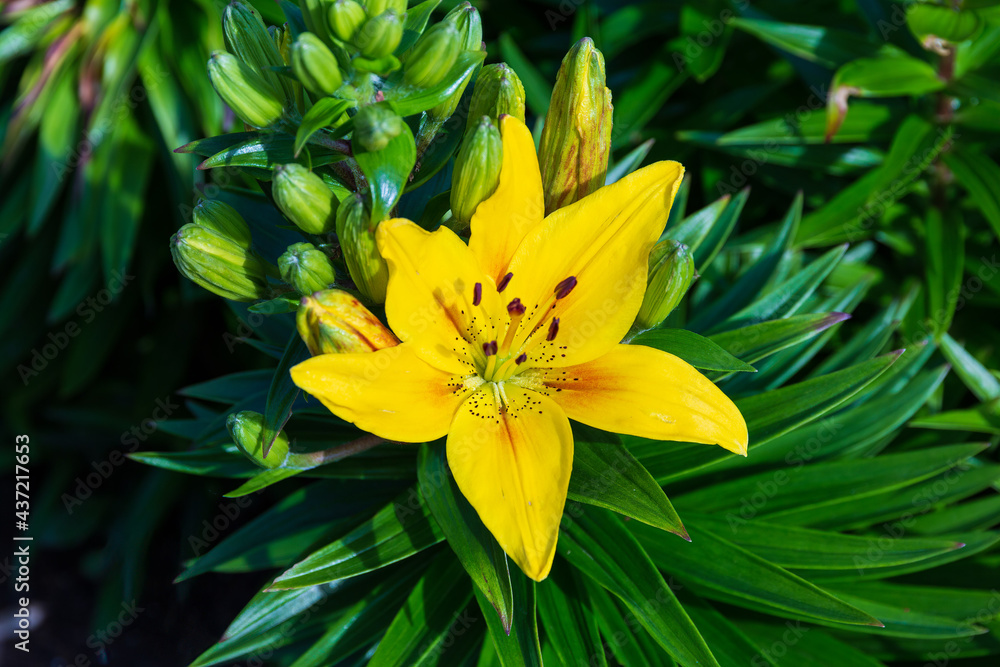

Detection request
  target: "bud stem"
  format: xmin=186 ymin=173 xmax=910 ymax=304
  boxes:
xmin=289 ymin=433 xmax=388 ymax=467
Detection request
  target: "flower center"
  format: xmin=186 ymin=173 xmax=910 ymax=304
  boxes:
xmin=474 ymin=274 xmax=576 ymax=383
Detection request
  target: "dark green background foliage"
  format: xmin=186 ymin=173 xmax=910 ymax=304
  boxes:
xmin=1 ymin=0 xmax=998 ymax=665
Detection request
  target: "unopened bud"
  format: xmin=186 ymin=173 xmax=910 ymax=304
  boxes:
xmin=227 ymin=411 xmax=289 ymax=468
xmin=223 ymin=2 xmax=294 ymax=103
xmin=336 ymin=194 xmax=388 ymax=303
xmin=352 ymin=104 xmax=405 ymax=152
xmin=297 ymin=288 xmax=398 ymax=355
xmin=292 ymin=32 xmax=343 ymax=96
xmin=272 ymin=164 xmax=337 ymax=235
xmin=635 ymin=240 xmax=695 ymax=330
xmin=467 ymin=63 xmax=525 ymax=131
xmin=328 ymin=0 xmax=367 ymax=43
xmin=451 ymin=116 xmax=502 ymax=227
xmin=441 ymin=1 xmax=482 ymax=51
xmin=538 ymin=37 xmax=613 ymax=214
xmin=192 ymin=200 xmax=252 ymax=247
xmin=403 ymin=22 xmax=461 ymax=88
xmin=279 ymin=242 xmax=337 ymax=294
xmin=355 ymin=10 xmax=403 ymax=58
xmin=170 ymin=224 xmax=270 ymax=301
xmin=208 ymin=51 xmax=284 ymax=128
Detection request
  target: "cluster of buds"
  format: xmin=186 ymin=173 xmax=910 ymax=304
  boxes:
xmin=170 ymin=200 xmax=274 ymax=302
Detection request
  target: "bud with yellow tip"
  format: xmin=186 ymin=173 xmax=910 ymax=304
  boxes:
xmin=208 ymin=51 xmax=285 ymax=128
xmin=296 ymin=288 xmax=398 ymax=355
xmin=272 ymin=163 xmax=338 ymax=235
xmin=635 ymin=240 xmax=696 ymax=330
xmin=227 ymin=411 xmax=290 ymax=468
xmin=467 ymin=63 xmax=525 ymax=131
xmin=335 ymin=193 xmax=388 ymax=303
xmin=538 ymin=37 xmax=613 ymax=214
xmin=451 ymin=116 xmax=502 ymax=228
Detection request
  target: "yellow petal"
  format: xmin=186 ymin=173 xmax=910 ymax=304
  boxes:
xmin=290 ymin=343 xmax=480 ymax=442
xmin=447 ymin=382 xmax=573 ymax=581
xmin=468 ymin=115 xmax=545 ymax=285
xmin=501 ymin=161 xmax=685 ymax=368
xmin=514 ymin=344 xmax=748 ymax=455
xmin=377 ymin=218 xmax=505 ymax=374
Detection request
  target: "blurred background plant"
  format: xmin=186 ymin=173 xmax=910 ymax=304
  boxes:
xmin=3 ymin=0 xmax=999 ymax=664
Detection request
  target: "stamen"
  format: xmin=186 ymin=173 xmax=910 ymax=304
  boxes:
xmin=507 ymin=298 xmax=525 ymax=316
xmin=497 ymin=272 xmax=514 ymax=292
xmin=554 ymin=276 xmax=577 ymax=299
xmin=472 ymin=282 xmax=482 ymax=306
xmin=515 ymin=353 xmax=527 ymax=365
xmin=483 ymin=340 xmax=498 ymax=356
xmin=546 ymin=318 xmax=560 ymax=341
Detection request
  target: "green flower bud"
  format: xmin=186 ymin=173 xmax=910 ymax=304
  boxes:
xmin=192 ymin=200 xmax=252 ymax=247
xmin=272 ymin=164 xmax=337 ymax=235
xmin=292 ymin=32 xmax=343 ymax=96
xmin=170 ymin=224 xmax=270 ymax=302
xmin=451 ymin=116 xmax=501 ymax=228
xmin=297 ymin=288 xmax=398 ymax=355
xmin=227 ymin=411 xmax=289 ymax=468
xmin=441 ymin=1 xmax=482 ymax=51
xmin=328 ymin=0 xmax=367 ymax=43
xmin=355 ymin=10 xmax=403 ymax=58
xmin=538 ymin=37 xmax=613 ymax=214
xmin=635 ymin=240 xmax=696 ymax=330
xmin=279 ymin=242 xmax=338 ymax=294
xmin=403 ymin=22 xmax=461 ymax=88
xmin=365 ymin=0 xmax=406 ymax=16
xmin=352 ymin=104 xmax=405 ymax=152
xmin=223 ymin=2 xmax=294 ymax=103
xmin=336 ymin=193 xmax=388 ymax=303
xmin=208 ymin=51 xmax=285 ymax=128
xmin=467 ymin=63 xmax=526 ymax=131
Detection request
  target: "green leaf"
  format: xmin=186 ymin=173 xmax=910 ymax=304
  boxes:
xmin=262 ymin=333 xmax=309 ymax=457
xmin=176 ymin=132 xmax=261 ymax=156
xmin=910 ymin=494 xmax=1000 ymax=534
xmin=384 ymin=49 xmax=486 ymax=117
xmin=632 ymin=328 xmax=756 ymax=373
xmin=924 ymin=207 xmax=964 ymax=336
xmin=179 ymin=370 xmax=274 ymax=403
xmin=368 ymin=552 xmax=474 ymax=667
xmin=664 ymin=193 xmax=730 ymax=251
xmin=944 ymin=147 xmax=1000 ymax=241
xmin=675 ymin=444 xmax=987 ymax=517
xmin=396 ymin=0 xmax=441 ymax=54
xmin=417 ymin=443 xmax=513 ymax=634
xmin=606 ymin=139 xmax=654 ymax=185
xmin=568 ymin=428 xmax=687 ymax=537
xmin=536 ymin=565 xmax=607 ymax=667
xmin=939 ymin=333 xmax=1000 ymax=401
xmin=585 ymin=581 xmax=674 ymax=667
xmin=833 ymin=55 xmax=944 ymax=97
xmin=271 ymin=488 xmax=445 ymax=589
xmin=294 ymin=97 xmax=354 ymax=157
xmin=475 ymin=568 xmax=543 ymax=667
xmin=732 ymin=18 xmax=904 ymax=68
xmin=354 ymin=107 xmax=417 ymax=223
xmin=558 ymin=507 xmax=720 ymax=667
xmin=223 ymin=466 xmax=304 ymax=497
xmin=910 ymin=406 xmax=1000 ymax=435
xmin=679 ymin=1 xmax=732 ymax=81
xmin=907 ymin=3 xmax=981 ymax=43
xmin=686 ymin=513 xmax=963 ymax=571
xmin=709 ymin=312 xmax=850 ymax=367
xmin=737 ymin=622 xmax=886 ymax=667
xmin=681 ymin=595 xmax=777 ymax=667
xmin=631 ymin=521 xmax=883 ymax=627
xmin=198 ymin=134 xmax=346 ymax=175
xmin=820 ymin=589 xmax=987 ymax=638
xmin=692 ymin=186 xmax=748 ymax=272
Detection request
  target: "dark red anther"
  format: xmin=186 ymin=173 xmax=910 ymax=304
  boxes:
xmin=472 ymin=282 xmax=482 ymax=306
xmin=507 ymin=298 xmax=525 ymax=316
xmin=497 ymin=272 xmax=514 ymax=292
xmin=546 ymin=318 xmax=560 ymax=341
xmin=483 ymin=340 xmax=498 ymax=356
xmin=554 ymin=276 xmax=577 ymax=299
xmin=515 ymin=353 xmax=527 ymax=365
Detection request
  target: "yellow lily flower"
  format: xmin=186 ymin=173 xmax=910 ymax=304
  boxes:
xmin=291 ymin=116 xmax=748 ymax=582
